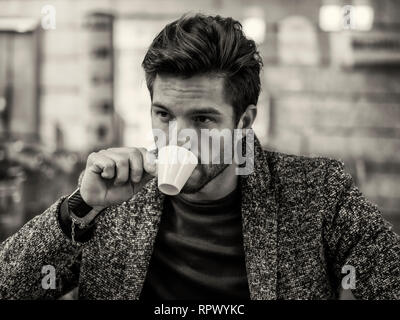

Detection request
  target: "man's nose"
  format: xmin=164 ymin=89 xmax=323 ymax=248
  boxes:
xmin=170 ymin=119 xmax=188 ymax=144
xmin=170 ymin=119 xmax=198 ymax=150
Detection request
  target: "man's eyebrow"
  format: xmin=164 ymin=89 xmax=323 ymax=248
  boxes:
xmin=151 ymin=103 xmax=171 ymax=112
xmin=187 ymin=108 xmax=222 ymax=116
xmin=152 ymin=104 xmax=222 ymax=116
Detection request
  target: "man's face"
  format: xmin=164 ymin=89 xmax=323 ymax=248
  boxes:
xmin=151 ymin=74 xmax=237 ymax=194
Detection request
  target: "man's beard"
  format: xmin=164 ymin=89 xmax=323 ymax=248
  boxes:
xmin=181 ymin=163 xmax=229 ymax=194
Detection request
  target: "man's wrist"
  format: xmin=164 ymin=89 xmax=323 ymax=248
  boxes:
xmin=68 ymin=188 xmax=93 ymax=218
xmin=58 ymin=197 xmax=96 ymax=243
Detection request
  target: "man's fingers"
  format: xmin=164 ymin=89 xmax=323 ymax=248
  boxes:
xmin=88 ymin=148 xmax=157 ymax=186
xmin=138 ymin=147 xmax=157 ymax=177
xmin=112 ymin=147 xmax=157 ymax=177
xmin=128 ymin=149 xmax=143 ymax=183
xmin=87 ymin=152 xmax=115 ymax=179
xmin=100 ymin=151 xmax=130 ymax=185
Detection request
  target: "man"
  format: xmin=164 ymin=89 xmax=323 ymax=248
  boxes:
xmin=1 ymin=13 xmax=399 ymax=300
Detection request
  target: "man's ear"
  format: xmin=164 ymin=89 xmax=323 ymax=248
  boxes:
xmin=237 ymin=105 xmax=257 ymax=129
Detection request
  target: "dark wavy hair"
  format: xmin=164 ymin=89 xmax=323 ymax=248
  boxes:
xmin=142 ymin=13 xmax=263 ymax=123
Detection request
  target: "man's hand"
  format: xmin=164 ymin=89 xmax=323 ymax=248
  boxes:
xmin=80 ymin=147 xmax=157 ymax=210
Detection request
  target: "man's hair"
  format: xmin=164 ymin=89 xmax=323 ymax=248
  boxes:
xmin=142 ymin=13 xmax=263 ymax=123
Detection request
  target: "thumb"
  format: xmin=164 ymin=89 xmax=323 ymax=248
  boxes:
xmin=139 ymin=148 xmax=158 ymax=177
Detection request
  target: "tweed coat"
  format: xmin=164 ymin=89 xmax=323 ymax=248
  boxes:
xmin=1 ymin=137 xmax=399 ymax=300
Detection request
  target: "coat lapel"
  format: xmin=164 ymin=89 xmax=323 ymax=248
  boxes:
xmin=121 ymin=178 xmax=165 ymax=299
xmin=240 ymin=136 xmax=279 ymax=299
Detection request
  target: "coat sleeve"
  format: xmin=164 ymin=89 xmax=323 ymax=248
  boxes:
xmin=0 ymin=170 xmax=87 ymax=299
xmin=322 ymin=159 xmax=400 ymax=300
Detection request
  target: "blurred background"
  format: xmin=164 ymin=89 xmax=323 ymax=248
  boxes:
xmin=0 ymin=0 xmax=399 ymax=247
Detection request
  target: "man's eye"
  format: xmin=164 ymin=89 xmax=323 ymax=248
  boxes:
xmin=194 ymin=116 xmax=213 ymax=123
xmin=156 ymin=111 xmax=169 ymax=118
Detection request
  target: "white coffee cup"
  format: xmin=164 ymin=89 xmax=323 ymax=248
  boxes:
xmin=157 ymin=145 xmax=198 ymax=195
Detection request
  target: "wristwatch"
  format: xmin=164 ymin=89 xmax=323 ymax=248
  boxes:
xmin=67 ymin=188 xmax=97 ymax=245
xmin=68 ymin=188 xmax=93 ymax=218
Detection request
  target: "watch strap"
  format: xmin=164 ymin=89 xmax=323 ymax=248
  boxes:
xmin=58 ymin=197 xmax=96 ymax=244
xmin=68 ymin=188 xmax=93 ymax=218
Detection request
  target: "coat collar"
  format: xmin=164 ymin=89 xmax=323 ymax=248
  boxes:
xmin=119 ymin=135 xmax=279 ymax=299
xmin=239 ymin=135 xmax=279 ymax=299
